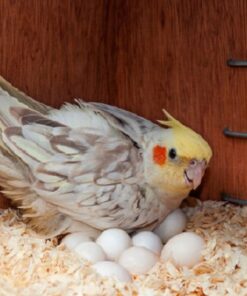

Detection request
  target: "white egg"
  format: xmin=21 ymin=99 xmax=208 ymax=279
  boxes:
xmin=93 ymin=261 xmax=132 ymax=282
xmin=61 ymin=232 xmax=92 ymax=250
xmin=154 ymin=209 xmax=187 ymax=243
xmin=118 ymin=246 xmax=158 ymax=275
xmin=96 ymin=228 xmax=132 ymax=260
xmin=132 ymin=231 xmax=163 ymax=254
xmin=74 ymin=242 xmax=106 ymax=263
xmin=161 ymin=232 xmax=205 ymax=268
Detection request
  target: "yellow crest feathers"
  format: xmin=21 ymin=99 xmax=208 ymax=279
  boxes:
xmin=158 ymin=109 xmax=184 ymax=129
xmin=158 ymin=109 xmax=213 ymax=163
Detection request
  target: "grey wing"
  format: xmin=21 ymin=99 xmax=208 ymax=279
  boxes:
xmin=2 ymin=106 xmax=155 ymax=231
xmin=74 ymin=100 xmax=161 ymax=145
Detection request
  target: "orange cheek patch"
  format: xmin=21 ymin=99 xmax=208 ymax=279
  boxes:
xmin=153 ymin=145 xmax=167 ymax=165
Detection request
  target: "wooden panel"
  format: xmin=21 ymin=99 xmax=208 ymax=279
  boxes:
xmin=0 ymin=0 xmax=246 ymax=207
xmin=105 ymin=0 xmax=247 ymax=201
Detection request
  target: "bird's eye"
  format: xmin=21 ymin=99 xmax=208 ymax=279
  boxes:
xmin=168 ymin=148 xmax=177 ymax=160
xmin=190 ymin=159 xmax=197 ymax=167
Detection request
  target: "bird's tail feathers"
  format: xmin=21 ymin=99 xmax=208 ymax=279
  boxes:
xmin=0 ymin=76 xmax=51 ymax=114
xmin=0 ymin=94 xmax=28 ymax=130
xmin=0 ymin=149 xmax=73 ymax=237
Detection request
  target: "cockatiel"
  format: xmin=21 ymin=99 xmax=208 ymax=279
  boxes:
xmin=0 ymin=77 xmax=212 ymax=238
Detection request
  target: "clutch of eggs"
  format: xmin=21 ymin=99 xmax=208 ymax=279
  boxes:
xmin=62 ymin=209 xmax=205 ymax=282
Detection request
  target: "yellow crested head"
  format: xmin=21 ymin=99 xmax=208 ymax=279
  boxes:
xmin=144 ymin=110 xmax=212 ymax=200
xmin=158 ymin=110 xmax=212 ymax=163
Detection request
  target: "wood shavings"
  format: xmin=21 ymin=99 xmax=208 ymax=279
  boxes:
xmin=0 ymin=201 xmax=246 ymax=295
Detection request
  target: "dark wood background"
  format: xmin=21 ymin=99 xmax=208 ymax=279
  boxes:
xmin=0 ymin=0 xmax=246 ymax=207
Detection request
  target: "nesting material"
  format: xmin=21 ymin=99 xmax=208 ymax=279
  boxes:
xmin=0 ymin=200 xmax=247 ymax=295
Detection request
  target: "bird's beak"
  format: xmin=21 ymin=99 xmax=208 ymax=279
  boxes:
xmin=184 ymin=160 xmax=207 ymax=190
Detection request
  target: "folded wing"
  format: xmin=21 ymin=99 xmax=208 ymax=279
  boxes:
xmin=1 ymin=103 xmax=147 ymax=231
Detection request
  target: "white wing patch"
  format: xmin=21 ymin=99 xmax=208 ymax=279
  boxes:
xmin=49 ymin=103 xmax=115 ymax=134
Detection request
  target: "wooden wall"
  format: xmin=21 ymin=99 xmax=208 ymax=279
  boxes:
xmin=0 ymin=0 xmax=246 ymax=206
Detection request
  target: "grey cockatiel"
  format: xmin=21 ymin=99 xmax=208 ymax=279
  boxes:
xmin=0 ymin=77 xmax=212 ymax=238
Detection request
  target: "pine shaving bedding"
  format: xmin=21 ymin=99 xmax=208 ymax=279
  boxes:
xmin=0 ymin=201 xmax=246 ymax=296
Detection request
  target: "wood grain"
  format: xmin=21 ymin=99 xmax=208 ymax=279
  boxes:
xmin=0 ymin=0 xmax=246 ymax=207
